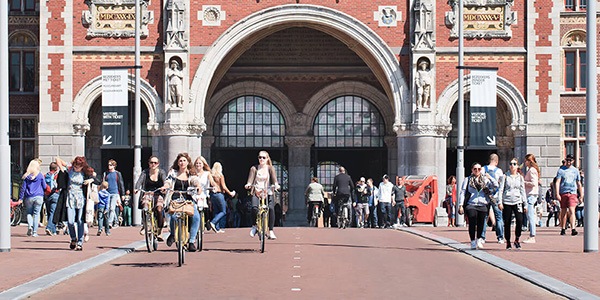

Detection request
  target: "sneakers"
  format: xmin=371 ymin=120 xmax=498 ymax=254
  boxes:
xmin=26 ymin=227 xmax=33 ymax=236
xmin=187 ymin=242 xmax=197 ymax=252
xmin=476 ymin=238 xmax=485 ymax=249
xmin=166 ymin=234 xmax=175 ymax=247
xmin=69 ymin=240 xmax=77 ymax=250
xmin=209 ymin=222 xmax=218 ymax=233
xmin=522 ymin=237 xmax=536 ymax=244
xmin=268 ymin=230 xmax=277 ymax=240
xmin=250 ymin=226 xmax=257 ymax=237
xmin=96 ymin=230 xmax=102 ymax=236
xmin=75 ymin=244 xmax=83 ymax=251
xmin=84 ymin=233 xmax=89 ymax=242
xmin=497 ymin=238 xmax=505 ymax=244
xmin=514 ymin=241 xmax=521 ymax=249
xmin=506 ymin=244 xmax=512 ymax=250
xmin=572 ymin=229 xmax=578 ymax=236
xmin=560 ymin=229 xmax=566 ymax=236
xmin=217 ymin=229 xmax=225 ymax=233
xmin=45 ymin=228 xmax=53 ymax=236
xmin=106 ymin=231 xmax=111 ymax=236
xmin=139 ymin=227 xmax=145 ymax=235
xmin=470 ymin=240 xmax=477 ymax=250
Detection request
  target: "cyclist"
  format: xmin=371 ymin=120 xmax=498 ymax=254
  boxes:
xmin=305 ymin=177 xmax=325 ymax=225
xmin=164 ymin=153 xmax=201 ymax=252
xmin=245 ymin=150 xmax=280 ymax=239
xmin=332 ymin=166 xmax=354 ymax=228
xmin=134 ymin=155 xmax=168 ymax=241
xmin=191 ymin=156 xmax=216 ymax=231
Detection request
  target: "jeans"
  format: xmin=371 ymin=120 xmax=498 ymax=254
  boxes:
xmin=67 ymin=207 xmax=85 ymax=245
xmin=123 ymin=206 xmax=132 ymax=226
xmin=96 ymin=205 xmax=110 ymax=234
xmin=368 ymin=205 xmax=378 ymax=227
xmin=395 ymin=201 xmax=406 ymax=225
xmin=378 ymin=202 xmax=392 ymax=227
xmin=169 ymin=202 xmax=200 ymax=243
xmin=527 ymin=195 xmax=537 ymax=237
xmin=45 ymin=193 xmax=59 ymax=234
xmin=210 ymin=193 xmax=227 ymax=230
xmin=25 ymin=196 xmax=44 ymax=235
xmin=482 ymin=202 xmax=504 ymax=241
xmin=108 ymin=194 xmax=120 ymax=225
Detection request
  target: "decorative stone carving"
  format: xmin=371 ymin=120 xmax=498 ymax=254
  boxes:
xmin=73 ymin=123 xmax=91 ymax=136
xmin=415 ymin=59 xmax=432 ymax=109
xmin=413 ymin=0 xmax=434 ymax=50
xmin=160 ymin=123 xmax=206 ymax=136
xmin=165 ymin=0 xmax=187 ymax=49
xmin=167 ymin=60 xmax=184 ymax=109
xmin=201 ymin=5 xmax=226 ymax=27
xmin=373 ymin=6 xmax=399 ymax=27
xmin=81 ymin=0 xmax=153 ymax=38
xmin=445 ymin=0 xmax=516 ymax=39
xmin=285 ymin=136 xmax=314 ymax=148
xmin=396 ymin=124 xmax=452 ymax=137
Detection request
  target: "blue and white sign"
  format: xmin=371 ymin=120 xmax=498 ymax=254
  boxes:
xmin=102 ymin=68 xmax=129 ymax=148
xmin=469 ymin=69 xmax=497 ymax=149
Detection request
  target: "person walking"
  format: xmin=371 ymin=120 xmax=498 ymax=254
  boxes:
xmin=378 ymin=175 xmax=394 ymax=228
xmin=96 ymin=181 xmax=111 ymax=236
xmin=522 ymin=153 xmax=540 ymax=243
xmin=65 ymin=156 xmax=100 ymax=250
xmin=103 ymin=159 xmax=125 ymax=229
xmin=332 ymin=166 xmax=354 ymax=228
xmin=555 ymin=154 xmax=583 ymax=236
xmin=245 ymin=150 xmax=280 ymax=239
xmin=444 ymin=176 xmax=457 ymax=227
xmin=44 ymin=162 xmax=60 ymax=235
xmin=353 ymin=177 xmax=371 ymax=228
xmin=19 ymin=159 xmax=47 ymax=237
xmin=210 ymin=161 xmax=235 ymax=233
xmin=458 ymin=162 xmax=498 ymax=250
xmin=366 ymin=178 xmax=379 ymax=228
xmin=482 ymin=153 xmax=505 ymax=244
xmin=498 ymin=158 xmax=527 ymax=250
xmin=392 ymin=176 xmax=408 ymax=227
xmin=305 ymin=177 xmax=325 ymax=226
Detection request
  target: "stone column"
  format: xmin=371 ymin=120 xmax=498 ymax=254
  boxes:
xmin=201 ymin=135 xmax=215 ymax=162
xmin=72 ymin=123 xmax=89 ymax=157
xmin=384 ymin=135 xmax=398 ymax=178
xmin=285 ymin=136 xmax=314 ymax=215
xmin=160 ymin=122 xmax=204 ymax=165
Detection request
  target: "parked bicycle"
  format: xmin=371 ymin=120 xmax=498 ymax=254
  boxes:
xmin=10 ymin=198 xmax=23 ymax=226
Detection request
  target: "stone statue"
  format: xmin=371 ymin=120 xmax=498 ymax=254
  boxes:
xmin=165 ymin=0 xmax=186 ymax=48
xmin=416 ymin=60 xmax=432 ymax=109
xmin=167 ymin=60 xmax=184 ymax=108
xmin=414 ymin=0 xmax=434 ymax=49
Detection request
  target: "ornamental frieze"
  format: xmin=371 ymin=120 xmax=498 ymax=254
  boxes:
xmin=445 ymin=0 xmax=517 ymax=38
xmin=8 ymin=16 xmax=39 ymax=25
xmin=82 ymin=0 xmax=153 ymax=38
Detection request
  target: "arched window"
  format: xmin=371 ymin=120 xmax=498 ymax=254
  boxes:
xmin=9 ymin=32 xmax=37 ymax=92
xmin=272 ymin=161 xmax=288 ymax=191
xmin=314 ymin=161 xmax=340 ymax=192
xmin=213 ymin=96 xmax=285 ymax=148
xmin=562 ymin=30 xmax=586 ymax=92
xmin=314 ymin=96 xmax=384 ymax=147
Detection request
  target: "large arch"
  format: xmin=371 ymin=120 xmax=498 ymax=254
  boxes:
xmin=72 ymin=74 xmax=162 ymax=130
xmin=436 ymin=75 xmax=527 ymax=130
xmin=190 ymin=4 xmax=408 ymax=129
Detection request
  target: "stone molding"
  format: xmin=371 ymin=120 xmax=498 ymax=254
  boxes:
xmin=160 ymin=122 xmax=205 ymax=136
xmin=284 ymin=136 xmax=315 ymax=147
xmin=396 ymin=124 xmax=452 ymax=137
xmin=8 ymin=16 xmax=39 ymax=25
xmin=73 ymin=123 xmax=91 ymax=136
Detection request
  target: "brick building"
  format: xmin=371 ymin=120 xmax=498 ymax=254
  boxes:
xmin=8 ymin=0 xmax=599 ymax=214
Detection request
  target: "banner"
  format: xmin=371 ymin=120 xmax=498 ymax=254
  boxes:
xmin=469 ymin=69 xmax=497 ymax=149
xmin=102 ymin=68 xmax=129 ymax=148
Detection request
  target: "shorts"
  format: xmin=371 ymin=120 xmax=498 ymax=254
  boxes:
xmin=560 ymin=193 xmax=578 ymax=208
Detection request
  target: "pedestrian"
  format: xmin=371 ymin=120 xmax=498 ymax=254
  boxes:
xmin=498 ymin=158 xmax=527 ymax=250
xmin=392 ymin=176 xmax=408 ymax=228
xmin=332 ymin=166 xmax=354 ymax=229
xmin=245 ymin=150 xmax=280 ymax=239
xmin=444 ymin=175 xmax=456 ymax=227
xmin=96 ymin=181 xmax=111 ymax=236
xmin=122 ymin=190 xmax=132 ymax=226
xmin=482 ymin=154 xmax=505 ymax=244
xmin=554 ymin=154 xmax=583 ymax=236
xmin=65 ymin=156 xmax=100 ymax=250
xmin=19 ymin=159 xmax=47 ymax=237
xmin=305 ymin=177 xmax=325 ymax=226
xmin=522 ymin=153 xmax=540 ymax=244
xmin=545 ymin=180 xmax=560 ymax=227
xmin=103 ymin=159 xmax=125 ymax=229
xmin=575 ymin=169 xmax=585 ymax=227
xmin=210 ymin=161 xmax=235 ymax=233
xmin=378 ymin=174 xmax=394 ymax=228
xmin=353 ymin=177 xmax=370 ymax=228
xmin=366 ymin=178 xmax=379 ymax=228
xmin=134 ymin=155 xmax=168 ymax=241
xmin=44 ymin=162 xmax=60 ymax=235
xmin=458 ymin=162 xmax=498 ymax=250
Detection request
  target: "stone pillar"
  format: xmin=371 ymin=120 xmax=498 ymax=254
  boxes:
xmin=160 ymin=120 xmax=204 ymax=165
xmin=201 ymin=135 xmax=215 ymax=162
xmin=72 ymin=123 xmax=89 ymax=157
xmin=384 ymin=136 xmax=398 ymax=178
xmin=285 ymin=136 xmax=314 ymax=214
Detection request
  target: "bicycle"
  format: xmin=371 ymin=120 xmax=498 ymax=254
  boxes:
xmin=337 ymin=197 xmax=351 ymax=229
xmin=192 ymin=187 xmax=211 ymax=252
xmin=254 ymin=185 xmax=277 ymax=253
xmin=137 ymin=188 xmax=161 ymax=253
xmin=166 ymin=188 xmax=196 ymax=267
xmin=10 ymin=198 xmax=23 ymax=226
xmin=308 ymin=201 xmax=322 ymax=227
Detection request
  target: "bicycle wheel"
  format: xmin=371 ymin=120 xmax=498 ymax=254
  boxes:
xmin=260 ymin=211 xmax=267 ymax=253
xmin=177 ymin=218 xmax=184 ymax=267
xmin=342 ymin=206 xmax=348 ymax=229
xmin=143 ymin=212 xmax=153 ymax=253
xmin=152 ymin=214 xmax=159 ymax=251
xmin=197 ymin=210 xmax=204 ymax=252
xmin=11 ymin=205 xmax=22 ymax=226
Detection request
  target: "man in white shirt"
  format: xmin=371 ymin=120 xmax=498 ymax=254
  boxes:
xmin=378 ymin=175 xmax=394 ymax=228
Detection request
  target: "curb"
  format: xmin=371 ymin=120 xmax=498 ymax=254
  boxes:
xmin=399 ymin=227 xmax=600 ymax=300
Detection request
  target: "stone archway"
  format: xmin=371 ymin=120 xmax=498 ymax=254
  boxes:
xmin=190 ymin=4 xmax=408 ymax=129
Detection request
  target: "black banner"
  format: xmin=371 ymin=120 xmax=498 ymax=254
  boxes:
xmin=469 ymin=69 xmax=497 ymax=149
xmin=102 ymin=68 xmax=129 ymax=148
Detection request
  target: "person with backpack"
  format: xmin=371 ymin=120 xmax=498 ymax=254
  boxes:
xmin=482 ymin=153 xmax=505 ymax=244
xmin=44 ymin=162 xmax=60 ymax=235
xmin=103 ymin=159 xmax=125 ymax=229
xmin=458 ymin=162 xmax=499 ymax=250
xmin=19 ymin=159 xmax=47 ymax=237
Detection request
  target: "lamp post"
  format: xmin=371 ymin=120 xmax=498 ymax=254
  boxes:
xmin=0 ymin=0 xmax=11 ymax=252
xmin=132 ymin=0 xmax=142 ymax=226
xmin=455 ymin=0 xmax=465 ymax=226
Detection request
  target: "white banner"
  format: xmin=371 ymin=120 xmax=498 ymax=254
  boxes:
xmin=470 ymin=69 xmax=497 ymax=107
xmin=102 ymin=69 xmax=128 ymax=106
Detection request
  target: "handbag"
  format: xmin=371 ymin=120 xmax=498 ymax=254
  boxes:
xmin=168 ymin=200 xmax=195 ymax=216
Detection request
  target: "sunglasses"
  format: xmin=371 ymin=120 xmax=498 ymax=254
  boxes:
xmin=472 ymin=167 xmax=481 ymax=171
xmin=510 ymin=162 xmax=518 ymax=166
xmin=258 ymin=156 xmax=267 ymax=160
xmin=178 ymin=159 xmax=187 ymax=163
xmin=149 ymin=161 xmax=159 ymax=165
xmin=108 ymin=163 xmax=114 ymax=166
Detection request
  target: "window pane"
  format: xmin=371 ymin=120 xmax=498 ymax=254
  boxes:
xmin=9 ymin=52 xmax=20 ymax=91
xmin=580 ymin=0 xmax=587 ymax=10
xmin=564 ymin=119 xmax=575 ymax=137
xmin=565 ymin=141 xmax=575 ymax=158
xmin=579 ymin=51 xmax=587 ymax=89
xmin=579 ymin=119 xmax=586 ymax=137
xmin=9 ymin=119 xmax=21 ymax=138
xmin=10 ymin=140 xmax=21 ymax=175
xmin=22 ymin=118 xmax=35 ymax=137
xmin=565 ymin=52 xmax=575 ymax=90
xmin=24 ymin=52 xmax=35 ymax=92
xmin=10 ymin=0 xmax=21 ymax=11
xmin=23 ymin=141 xmax=35 ymax=165
xmin=25 ymin=0 xmax=35 ymax=10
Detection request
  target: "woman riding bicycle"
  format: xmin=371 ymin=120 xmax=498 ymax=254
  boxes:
xmin=245 ymin=150 xmax=280 ymax=240
xmin=165 ymin=153 xmax=202 ymax=252
xmin=192 ymin=156 xmax=216 ymax=229
xmin=134 ymin=155 xmax=168 ymax=241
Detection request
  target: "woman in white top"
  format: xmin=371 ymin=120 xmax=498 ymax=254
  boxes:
xmin=245 ymin=150 xmax=280 ymax=239
xmin=523 ymin=153 xmax=540 ymax=244
xmin=210 ymin=162 xmax=235 ymax=233
xmin=498 ymin=158 xmax=527 ymax=250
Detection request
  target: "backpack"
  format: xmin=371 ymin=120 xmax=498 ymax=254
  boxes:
xmin=483 ymin=166 xmax=500 ymax=196
xmin=44 ymin=172 xmax=58 ymax=196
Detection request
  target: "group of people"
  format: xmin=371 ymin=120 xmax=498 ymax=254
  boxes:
xmin=457 ymin=153 xmax=585 ymax=250
xmin=305 ymin=167 xmax=409 ymax=229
